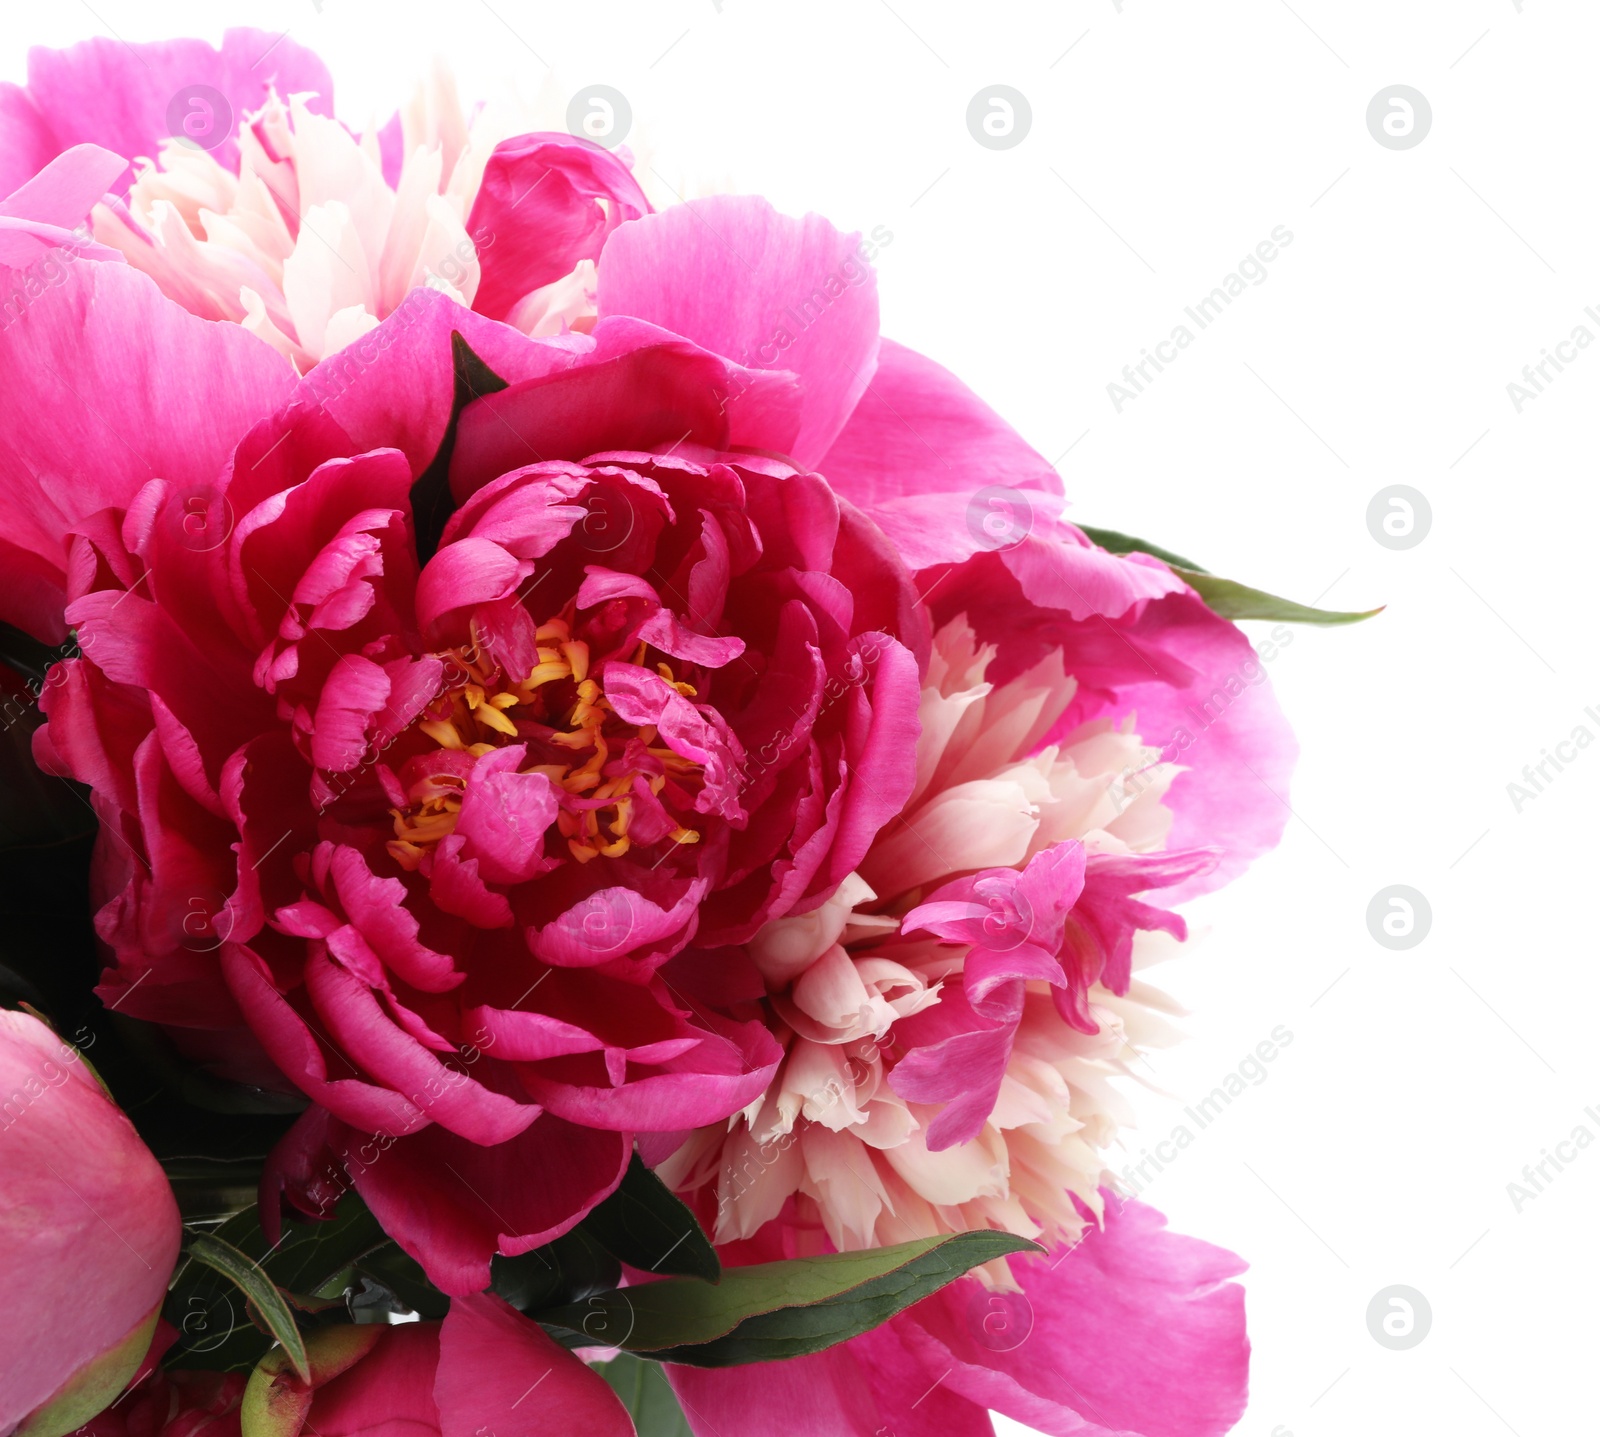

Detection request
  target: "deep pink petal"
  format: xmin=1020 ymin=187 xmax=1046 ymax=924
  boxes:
xmin=304 ymin=946 xmax=538 ymax=1147
xmin=447 ymin=345 xmax=733 ymax=503
xmin=468 ymin=132 xmax=649 ymax=322
xmin=818 ymin=337 xmax=1061 ymax=506
xmin=0 ymin=143 xmax=126 ymax=265
xmin=598 ymin=195 xmax=879 ymax=468
xmin=520 ymin=1011 xmax=782 ymax=1131
xmin=0 ymin=262 xmax=294 ymax=640
xmin=893 ymin=1199 xmax=1250 ymax=1437
xmin=0 ymin=1010 xmax=180 ymax=1435
xmin=220 ymin=942 xmax=429 ymax=1135
xmin=868 ymin=493 xmax=1185 ymax=621
xmin=669 ymin=1328 xmax=993 ymax=1437
xmin=435 ymin=1294 xmax=633 ymax=1437
xmin=346 ymin=1115 xmax=630 ymax=1297
xmin=811 ymin=632 xmax=922 ymax=894
xmin=308 ymin=1321 xmax=441 ymax=1437
xmin=1053 ymin=588 xmax=1299 ymax=899
xmin=3 ymin=31 xmax=335 ymax=195
xmin=455 ymin=749 xmax=560 ymax=886
xmin=668 ymin=1345 xmax=884 ymax=1437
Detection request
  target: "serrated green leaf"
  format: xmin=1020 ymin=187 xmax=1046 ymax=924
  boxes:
xmin=1075 ymin=524 xmax=1381 ymax=626
xmin=544 ymin=1231 xmax=1037 ymax=1365
xmin=580 ymin=1154 xmax=720 ymax=1283
xmin=410 ymin=332 xmax=509 ymax=565
xmin=186 ymin=1234 xmax=310 ymax=1384
xmin=597 ymin=1354 xmax=693 ymax=1437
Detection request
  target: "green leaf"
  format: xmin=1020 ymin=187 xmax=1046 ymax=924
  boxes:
xmin=1075 ymin=523 xmax=1208 ymax=573
xmin=543 ymin=1231 xmax=1037 ymax=1366
xmin=409 ymin=332 xmax=509 ymax=565
xmin=163 ymin=1197 xmax=451 ymax=1370
xmin=186 ymin=1234 xmax=311 ymax=1384
xmin=580 ymin=1154 xmax=720 ymax=1283
xmin=597 ymin=1354 xmax=694 ymax=1437
xmin=1076 ymin=524 xmax=1382 ymax=626
xmin=492 ymin=1225 xmax=620 ymax=1314
xmin=1169 ymin=569 xmax=1382 ymax=626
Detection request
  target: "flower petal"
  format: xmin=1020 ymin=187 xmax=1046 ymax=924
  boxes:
xmin=598 ymin=195 xmax=879 ymax=469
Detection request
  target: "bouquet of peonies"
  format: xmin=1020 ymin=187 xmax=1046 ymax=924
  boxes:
xmin=0 ymin=30 xmax=1371 ymax=1437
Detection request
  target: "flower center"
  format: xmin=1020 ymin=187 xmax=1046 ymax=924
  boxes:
xmin=387 ymin=617 xmax=705 ymax=872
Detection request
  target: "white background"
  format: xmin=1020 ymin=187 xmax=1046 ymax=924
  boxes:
xmin=7 ymin=3 xmax=1597 ymax=1433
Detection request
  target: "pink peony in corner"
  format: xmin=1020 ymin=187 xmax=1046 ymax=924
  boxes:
xmin=0 ymin=1009 xmax=181 ymax=1437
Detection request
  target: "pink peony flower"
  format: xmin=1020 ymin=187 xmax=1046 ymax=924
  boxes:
xmin=19 ymin=192 xmax=920 ymax=1295
xmin=0 ymin=1010 xmax=181 ymax=1437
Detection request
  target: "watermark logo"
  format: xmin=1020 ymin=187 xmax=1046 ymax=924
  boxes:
xmin=1365 ymin=885 xmax=1431 ymax=951
xmin=567 ymin=86 xmax=633 ymax=149
xmin=1365 ymin=485 xmax=1431 ymax=550
xmin=965 ymin=486 xmax=1034 ymax=551
xmin=965 ymin=1288 xmax=1033 ymax=1351
xmin=966 ymin=86 xmax=1032 ymax=151
xmin=1366 ymin=86 xmax=1432 ymax=151
xmin=167 ymin=85 xmax=234 ymax=152
xmin=1365 ymin=1285 xmax=1431 ymax=1349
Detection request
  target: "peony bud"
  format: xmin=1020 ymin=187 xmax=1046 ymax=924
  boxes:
xmin=0 ymin=1010 xmax=181 ymax=1437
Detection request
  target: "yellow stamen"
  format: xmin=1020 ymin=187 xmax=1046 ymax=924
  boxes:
xmin=394 ymin=627 xmax=711 ymax=870
xmin=419 ymin=720 xmax=465 ymax=750
xmin=476 ymin=704 xmax=519 ymax=738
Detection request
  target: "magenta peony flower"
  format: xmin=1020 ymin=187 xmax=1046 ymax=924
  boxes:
xmin=18 ymin=191 xmax=921 ymax=1295
xmin=0 ymin=1010 xmax=181 ymax=1437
